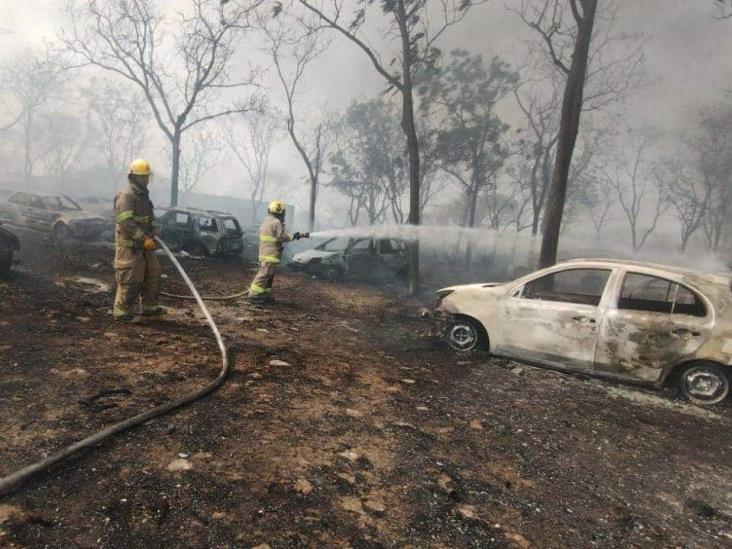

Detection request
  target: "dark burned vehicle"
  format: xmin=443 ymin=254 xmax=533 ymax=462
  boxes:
xmin=289 ymin=237 xmax=408 ymax=281
xmin=437 ymin=259 xmax=732 ymax=405
xmin=0 ymin=220 xmax=20 ymax=274
xmin=0 ymin=192 xmax=107 ymax=241
xmin=156 ymin=207 xmax=244 ymax=257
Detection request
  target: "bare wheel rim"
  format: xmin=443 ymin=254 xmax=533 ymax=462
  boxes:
xmin=682 ymin=366 xmax=729 ymax=402
xmin=449 ymin=323 xmax=478 ymax=350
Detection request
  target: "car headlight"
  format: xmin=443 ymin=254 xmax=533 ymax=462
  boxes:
xmin=436 ymin=289 xmax=454 ymax=307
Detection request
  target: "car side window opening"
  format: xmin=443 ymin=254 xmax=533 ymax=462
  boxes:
xmin=222 ymin=217 xmax=241 ymax=232
xmin=198 ymin=216 xmax=218 ymax=232
xmin=174 ymin=212 xmax=191 ymax=227
xmin=350 ymin=239 xmax=375 ymax=253
xmin=379 ymin=239 xmax=395 ymax=254
xmin=522 ymin=268 xmax=611 ymax=306
xmin=618 ymin=272 xmax=706 ymax=317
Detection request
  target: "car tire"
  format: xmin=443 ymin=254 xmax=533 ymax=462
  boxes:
xmin=53 ymin=223 xmax=71 ymax=242
xmin=678 ymin=362 xmax=730 ymax=405
xmin=185 ymin=242 xmax=209 ymax=258
xmin=446 ymin=317 xmax=486 ymax=353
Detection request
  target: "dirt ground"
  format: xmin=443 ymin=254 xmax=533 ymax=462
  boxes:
xmin=1 ymin=228 xmax=731 ymax=549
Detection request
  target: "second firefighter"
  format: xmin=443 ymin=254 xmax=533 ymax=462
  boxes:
xmin=248 ymin=200 xmax=307 ymax=304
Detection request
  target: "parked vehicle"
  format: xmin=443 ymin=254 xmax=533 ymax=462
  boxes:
xmin=0 ymin=192 xmax=107 ymax=241
xmin=436 ymin=258 xmax=732 ymax=405
xmin=289 ymin=237 xmax=408 ymax=281
xmin=0 ymin=221 xmax=20 ymax=274
xmin=156 ymin=207 xmax=244 ymax=257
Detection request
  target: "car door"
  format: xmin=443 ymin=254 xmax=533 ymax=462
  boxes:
xmin=344 ymin=238 xmax=377 ymax=277
xmin=159 ymin=210 xmax=192 ymax=251
xmin=496 ymin=267 xmax=613 ymax=371
xmin=594 ymin=271 xmax=713 ymax=382
xmin=378 ymin=239 xmax=407 ymax=273
xmin=27 ymin=195 xmax=51 ymax=230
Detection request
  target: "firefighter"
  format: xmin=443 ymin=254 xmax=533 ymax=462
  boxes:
xmin=248 ymin=200 xmax=307 ymax=304
xmin=113 ymin=158 xmax=165 ymax=322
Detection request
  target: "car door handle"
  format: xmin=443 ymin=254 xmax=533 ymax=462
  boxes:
xmin=572 ymin=316 xmax=596 ymax=324
xmin=670 ymin=328 xmax=700 ymax=337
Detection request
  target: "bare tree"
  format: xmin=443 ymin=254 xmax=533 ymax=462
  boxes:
xmin=83 ymin=79 xmax=148 ymax=195
xmin=510 ymin=0 xmax=645 ymax=266
xmin=175 ymin=126 xmax=225 ymax=201
xmin=63 ymin=0 xmax=261 ymax=206
xmin=604 ymin=136 xmax=667 ymax=251
xmin=40 ymin=112 xmax=90 ymax=189
xmin=262 ymin=14 xmax=330 ymax=232
xmin=221 ymin=103 xmax=282 ymax=224
xmin=294 ymin=0 xmax=481 ymax=293
xmin=0 ymin=48 xmax=67 ymax=182
xmin=654 ymin=157 xmax=709 ymax=251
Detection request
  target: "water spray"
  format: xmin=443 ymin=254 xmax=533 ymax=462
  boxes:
xmin=0 ymin=237 xmax=231 ymax=497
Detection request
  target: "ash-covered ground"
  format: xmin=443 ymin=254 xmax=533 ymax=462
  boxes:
xmin=1 ymin=229 xmax=731 ymax=548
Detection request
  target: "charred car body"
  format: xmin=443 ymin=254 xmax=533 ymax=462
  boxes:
xmin=0 ymin=220 xmax=20 ymax=273
xmin=156 ymin=207 xmax=244 ymax=257
xmin=289 ymin=237 xmax=408 ymax=281
xmin=437 ymin=259 xmax=732 ymax=405
xmin=0 ymin=192 xmax=107 ymax=241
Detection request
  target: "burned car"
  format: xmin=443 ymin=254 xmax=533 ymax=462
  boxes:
xmin=156 ymin=207 xmax=244 ymax=257
xmin=436 ymin=259 xmax=732 ymax=405
xmin=289 ymin=237 xmax=408 ymax=281
xmin=0 ymin=220 xmax=20 ymax=274
xmin=0 ymin=192 xmax=107 ymax=241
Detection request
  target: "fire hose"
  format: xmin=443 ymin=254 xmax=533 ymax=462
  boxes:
xmin=0 ymin=236 xmax=231 ymax=496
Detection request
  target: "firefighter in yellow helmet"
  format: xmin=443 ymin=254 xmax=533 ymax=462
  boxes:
xmin=112 ymin=159 xmax=165 ymax=322
xmin=248 ymin=200 xmax=308 ymax=304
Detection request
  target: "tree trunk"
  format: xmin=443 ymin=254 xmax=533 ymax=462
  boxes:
xmin=539 ymin=0 xmax=597 ymax=268
xmin=396 ymin=0 xmax=421 ymax=294
xmin=23 ymin=110 xmax=33 ymax=185
xmin=308 ymin=175 xmax=317 ymax=232
xmin=170 ymin=132 xmax=182 ymax=207
xmin=464 ymin=187 xmax=478 ymax=269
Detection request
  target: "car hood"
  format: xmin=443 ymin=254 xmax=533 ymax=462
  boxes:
xmin=59 ymin=211 xmax=106 ymax=222
xmin=292 ymin=249 xmax=342 ymax=262
xmin=437 ymin=282 xmax=505 ymax=293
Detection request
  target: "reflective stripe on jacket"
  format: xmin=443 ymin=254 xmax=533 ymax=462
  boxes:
xmin=258 ymin=214 xmax=292 ymax=263
xmin=114 ymin=182 xmax=156 ymax=249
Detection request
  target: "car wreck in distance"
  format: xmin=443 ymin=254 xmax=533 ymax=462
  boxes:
xmin=289 ymin=237 xmax=408 ymax=281
xmin=0 ymin=220 xmax=20 ymax=274
xmin=156 ymin=207 xmax=244 ymax=258
xmin=436 ymin=259 xmax=732 ymax=405
xmin=0 ymin=191 xmax=108 ymax=241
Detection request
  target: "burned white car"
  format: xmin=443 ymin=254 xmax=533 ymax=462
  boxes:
xmin=436 ymin=259 xmax=732 ymax=405
xmin=289 ymin=237 xmax=408 ymax=281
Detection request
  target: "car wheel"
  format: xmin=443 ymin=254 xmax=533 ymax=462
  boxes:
xmin=53 ymin=223 xmax=71 ymax=242
xmin=185 ymin=242 xmax=209 ymax=258
xmin=447 ymin=317 xmax=485 ymax=352
xmin=678 ymin=362 xmax=730 ymax=405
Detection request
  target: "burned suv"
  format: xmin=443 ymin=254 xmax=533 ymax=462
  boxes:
xmin=0 ymin=192 xmax=107 ymax=241
xmin=156 ymin=207 xmax=244 ymax=257
xmin=289 ymin=237 xmax=408 ymax=281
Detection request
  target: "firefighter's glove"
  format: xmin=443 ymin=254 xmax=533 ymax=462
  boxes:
xmin=293 ymin=232 xmax=302 ymax=240
xmin=143 ymin=237 xmax=157 ymax=251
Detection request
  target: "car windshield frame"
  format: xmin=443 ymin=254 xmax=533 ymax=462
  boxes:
xmin=317 ymin=237 xmax=350 ymax=252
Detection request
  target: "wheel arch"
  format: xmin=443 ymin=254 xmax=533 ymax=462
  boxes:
xmin=451 ymin=313 xmax=490 ymax=352
xmin=663 ymin=358 xmax=731 ymax=386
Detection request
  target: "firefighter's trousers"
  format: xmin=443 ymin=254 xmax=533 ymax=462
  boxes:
xmin=248 ymin=261 xmax=278 ymax=298
xmin=114 ymin=247 xmax=162 ymax=318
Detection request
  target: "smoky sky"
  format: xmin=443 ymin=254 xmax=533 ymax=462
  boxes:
xmin=1 ymin=0 xmax=731 ymax=207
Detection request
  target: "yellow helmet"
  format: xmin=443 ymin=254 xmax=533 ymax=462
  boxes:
xmin=268 ymin=200 xmax=286 ymax=215
xmin=129 ymin=158 xmax=152 ymax=176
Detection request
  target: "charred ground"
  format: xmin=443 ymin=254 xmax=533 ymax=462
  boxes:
xmin=0 ymin=229 xmax=731 ymax=548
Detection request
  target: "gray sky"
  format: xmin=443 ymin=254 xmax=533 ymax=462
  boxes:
xmin=2 ymin=0 xmax=732 ymax=213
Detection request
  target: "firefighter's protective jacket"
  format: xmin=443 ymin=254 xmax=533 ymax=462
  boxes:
xmin=258 ymin=214 xmax=292 ymax=264
xmin=114 ymin=182 xmax=156 ymax=251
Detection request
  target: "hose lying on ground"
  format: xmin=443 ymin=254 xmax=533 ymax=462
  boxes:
xmin=0 ymin=236 xmax=231 ymax=496
xmin=160 ymin=288 xmax=248 ymax=301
